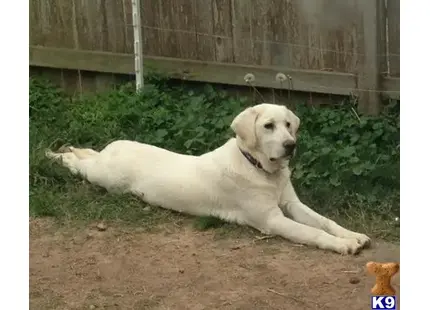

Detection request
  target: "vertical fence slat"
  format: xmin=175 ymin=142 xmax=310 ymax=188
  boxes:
xmin=195 ymin=0 xmax=216 ymax=62
xmin=268 ymin=0 xmax=293 ymax=68
xmin=141 ymin=0 xmax=162 ymax=56
xmin=175 ymin=0 xmax=198 ymax=60
xmin=158 ymin=0 xmax=180 ymax=58
xmin=74 ymin=0 xmax=106 ymax=51
xmin=230 ymin=0 xmax=253 ymax=65
xmin=387 ymin=0 xmax=400 ymax=77
xmin=250 ymin=0 xmax=273 ymax=66
xmin=104 ymin=0 xmax=127 ymax=53
xmin=357 ymin=0 xmax=385 ymax=115
xmin=212 ymin=0 xmax=234 ymax=63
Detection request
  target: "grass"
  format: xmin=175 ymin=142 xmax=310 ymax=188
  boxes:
xmin=29 ymin=75 xmax=400 ymax=241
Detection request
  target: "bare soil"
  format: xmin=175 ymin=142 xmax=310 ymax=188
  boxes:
xmin=30 ymin=218 xmax=400 ymax=310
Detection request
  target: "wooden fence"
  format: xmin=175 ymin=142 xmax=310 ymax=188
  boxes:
xmin=29 ymin=0 xmax=400 ymax=114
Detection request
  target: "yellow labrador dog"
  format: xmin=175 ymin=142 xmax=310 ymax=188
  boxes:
xmin=46 ymin=103 xmax=370 ymax=254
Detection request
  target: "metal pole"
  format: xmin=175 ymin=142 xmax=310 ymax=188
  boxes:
xmin=131 ymin=0 xmax=144 ymax=91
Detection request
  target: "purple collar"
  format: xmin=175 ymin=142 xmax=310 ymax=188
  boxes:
xmin=239 ymin=149 xmax=263 ymax=170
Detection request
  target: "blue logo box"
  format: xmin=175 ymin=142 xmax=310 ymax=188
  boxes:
xmin=371 ymin=296 xmax=397 ymax=310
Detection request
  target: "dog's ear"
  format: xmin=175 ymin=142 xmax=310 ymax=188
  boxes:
xmin=288 ymin=109 xmax=301 ymax=139
xmin=293 ymin=114 xmax=300 ymax=136
xmin=230 ymin=107 xmax=259 ymax=148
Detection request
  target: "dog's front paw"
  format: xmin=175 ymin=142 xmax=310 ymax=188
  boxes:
xmin=351 ymin=233 xmax=371 ymax=249
xmin=335 ymin=238 xmax=365 ymax=255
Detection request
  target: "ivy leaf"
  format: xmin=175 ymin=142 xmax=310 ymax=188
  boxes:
xmin=350 ymin=134 xmax=359 ymax=144
xmin=352 ymin=166 xmax=363 ymax=176
xmin=337 ymin=146 xmax=355 ymax=157
xmin=155 ymin=129 xmax=168 ymax=139
xmin=321 ymin=147 xmax=331 ymax=155
xmin=349 ymin=157 xmax=360 ymax=164
xmin=184 ymin=139 xmax=194 ymax=149
xmin=293 ymin=169 xmax=304 ymax=180
xmin=214 ymin=119 xmax=224 ymax=129
xmin=329 ymin=176 xmax=341 ymax=187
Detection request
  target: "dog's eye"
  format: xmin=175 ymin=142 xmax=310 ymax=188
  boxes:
xmin=264 ymin=123 xmax=274 ymax=130
xmin=286 ymin=122 xmax=291 ymax=128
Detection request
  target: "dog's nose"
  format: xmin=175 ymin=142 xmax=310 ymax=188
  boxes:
xmin=283 ymin=141 xmax=296 ymax=154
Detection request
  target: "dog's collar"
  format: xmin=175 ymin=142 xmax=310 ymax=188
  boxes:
xmin=239 ymin=149 xmax=264 ymax=170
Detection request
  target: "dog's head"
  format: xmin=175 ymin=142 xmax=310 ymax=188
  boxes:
xmin=231 ymin=103 xmax=300 ymax=171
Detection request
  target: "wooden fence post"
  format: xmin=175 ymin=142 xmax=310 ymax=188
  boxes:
xmin=357 ymin=0 xmax=386 ymax=115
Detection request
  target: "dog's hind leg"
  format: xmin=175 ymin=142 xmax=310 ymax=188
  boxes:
xmin=46 ymin=145 xmax=101 ymax=177
xmin=46 ymin=148 xmax=115 ymax=191
xmin=45 ymin=150 xmax=83 ymax=175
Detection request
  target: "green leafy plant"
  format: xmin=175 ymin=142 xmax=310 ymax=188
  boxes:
xmin=29 ymin=76 xmax=399 ymax=239
xmin=291 ymin=101 xmax=399 ymax=193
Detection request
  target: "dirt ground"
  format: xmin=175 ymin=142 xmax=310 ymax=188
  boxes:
xmin=30 ymin=218 xmax=400 ymax=310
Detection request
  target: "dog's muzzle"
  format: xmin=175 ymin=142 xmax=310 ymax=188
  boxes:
xmin=283 ymin=141 xmax=296 ymax=156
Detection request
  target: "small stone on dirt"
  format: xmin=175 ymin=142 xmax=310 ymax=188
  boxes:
xmin=86 ymin=233 xmax=94 ymax=240
xmin=89 ymin=305 xmax=96 ymax=310
xmin=179 ymin=269 xmax=184 ymax=274
xmin=143 ymin=206 xmax=151 ymax=212
xmin=349 ymin=277 xmax=360 ymax=284
xmin=96 ymin=223 xmax=107 ymax=231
